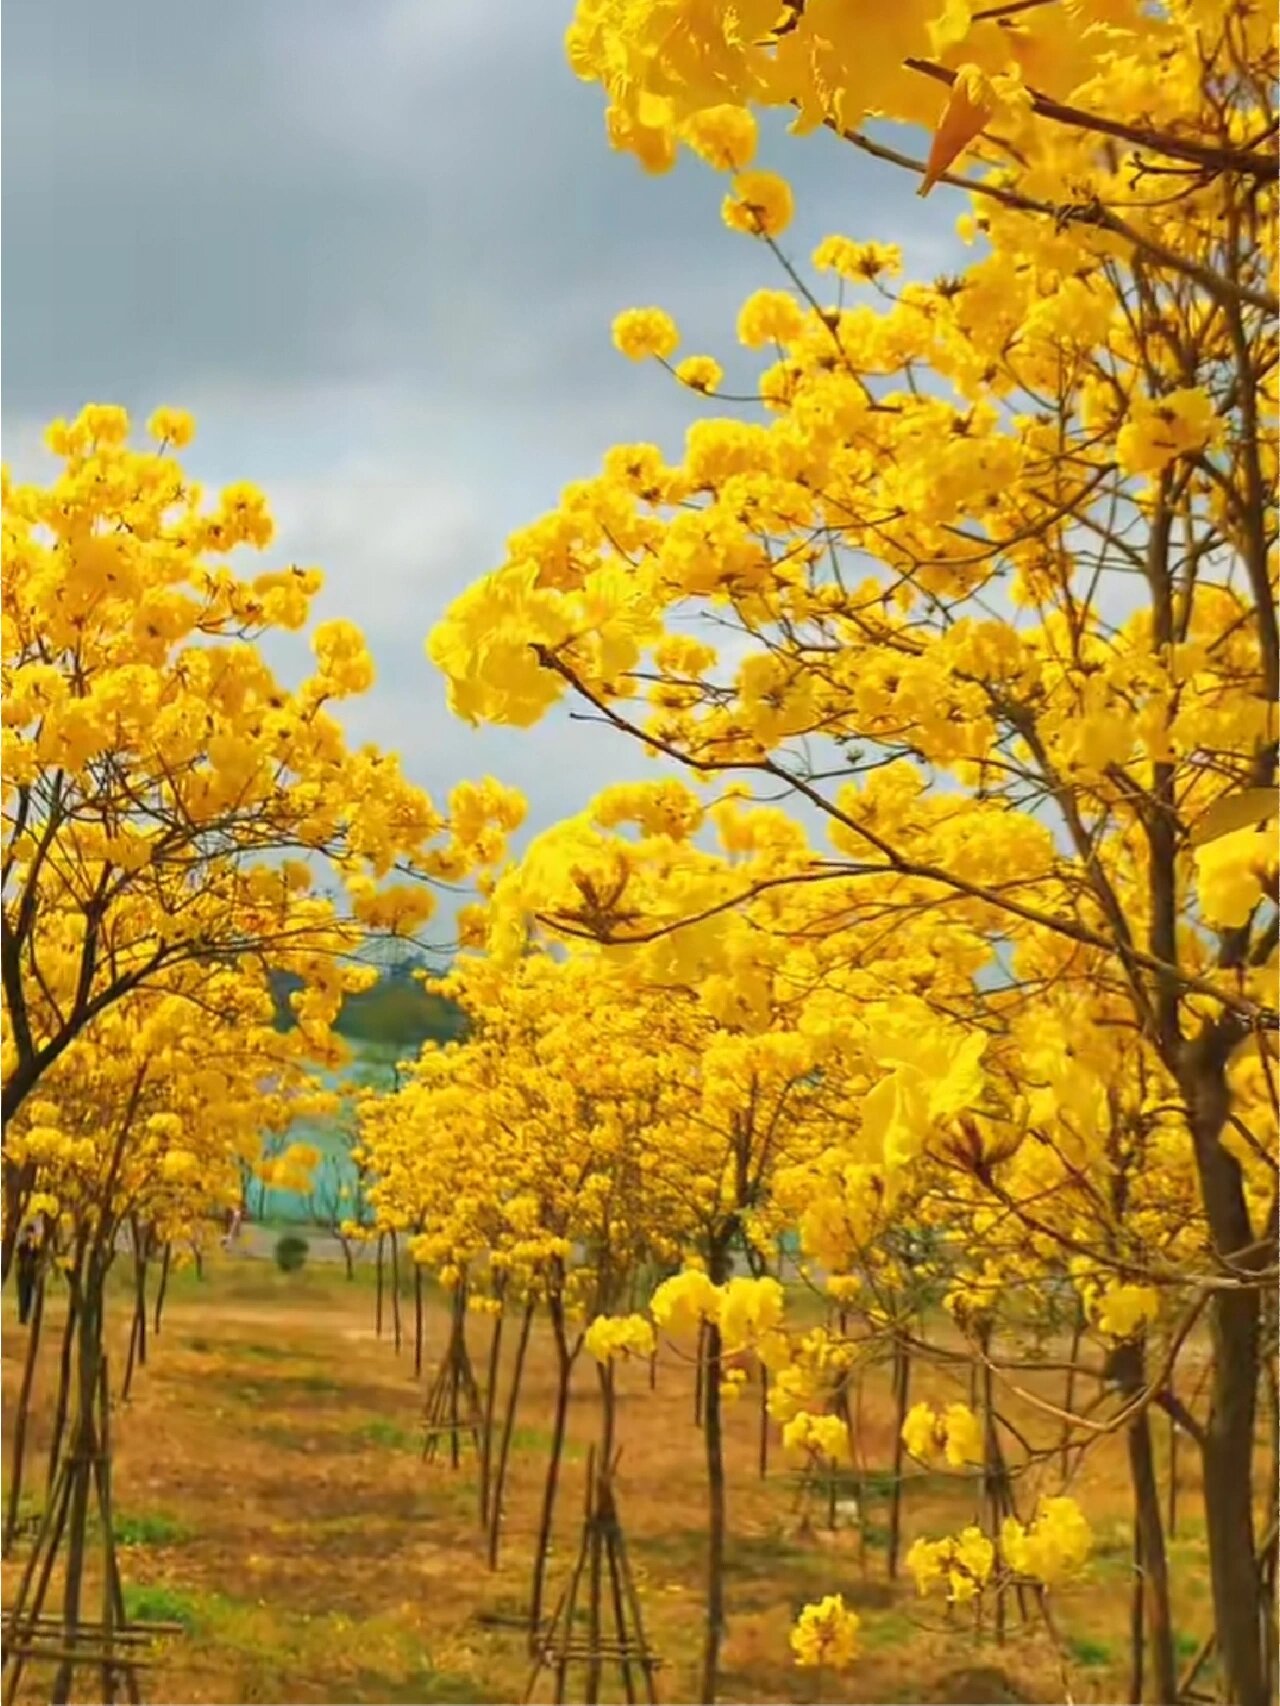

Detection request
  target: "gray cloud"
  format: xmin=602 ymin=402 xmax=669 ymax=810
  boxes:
xmin=3 ymin=0 xmax=967 ymax=869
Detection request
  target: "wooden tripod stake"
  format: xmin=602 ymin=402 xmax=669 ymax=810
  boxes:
xmin=2 ymin=1354 xmax=167 ymax=1706
xmin=421 ymin=1281 xmax=484 ymax=1467
xmin=525 ymin=1441 xmax=660 ymax=1706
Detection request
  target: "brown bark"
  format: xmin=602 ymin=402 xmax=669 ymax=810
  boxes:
xmin=152 ymin=1242 xmax=172 ymax=1337
xmin=886 ymin=1338 xmax=911 ymax=1582
xmin=488 ymin=1298 xmax=535 ymax=1571
xmin=529 ymin=1291 xmax=576 ymax=1648
xmin=414 ymin=1261 xmax=425 ymax=1376
xmin=1128 ymin=1392 xmax=1177 ymax=1703
xmin=699 ymin=1237 xmax=732 ymax=1705
xmin=3 ymin=1269 xmax=45 ymax=1557
xmin=479 ymin=1298 xmax=506 ymax=1531
xmin=1181 ymin=1036 xmax=1266 ymax=1706
xmin=389 ymin=1230 xmax=402 ymax=1355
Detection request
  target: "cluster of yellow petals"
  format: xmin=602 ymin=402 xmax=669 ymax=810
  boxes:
xmin=901 ymin=1400 xmax=985 ymax=1469
xmin=789 ymin=1593 xmax=861 ymax=1669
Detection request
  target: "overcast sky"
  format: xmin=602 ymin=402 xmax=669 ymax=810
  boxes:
xmin=3 ymin=0 xmax=965 ymax=915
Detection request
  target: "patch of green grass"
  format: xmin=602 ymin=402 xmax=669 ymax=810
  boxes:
xmin=114 ymin=1511 xmax=193 ymax=1547
xmin=343 ymin=1667 xmax=478 ymax=1704
xmin=728 ymin=1532 xmax=817 ymax=1579
xmin=121 ymin=1584 xmax=205 ymax=1630
xmin=355 ymin=1418 xmax=418 ymax=1451
xmin=231 ymin=1371 xmax=343 ymax=1403
xmin=234 ymin=1340 xmax=297 ymax=1363
xmin=288 ymin=1372 xmax=343 ymax=1395
xmin=860 ymin=1610 xmax=918 ymax=1651
xmin=856 ymin=1466 xmax=976 ymax=1504
xmin=509 ymin=1426 xmax=585 ymax=1461
xmin=1068 ymin=1634 xmax=1114 ymax=1669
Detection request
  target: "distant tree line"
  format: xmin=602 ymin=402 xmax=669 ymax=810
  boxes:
xmin=268 ymin=948 xmax=467 ymax=1049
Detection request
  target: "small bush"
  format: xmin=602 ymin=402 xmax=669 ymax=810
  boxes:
xmin=275 ymin=1234 xmax=309 ymax=1273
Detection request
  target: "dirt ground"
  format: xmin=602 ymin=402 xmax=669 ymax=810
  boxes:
xmin=1 ymin=1252 xmax=1224 ymax=1704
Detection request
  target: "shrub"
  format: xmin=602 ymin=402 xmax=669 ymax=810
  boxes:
xmin=275 ymin=1234 xmax=309 ymax=1273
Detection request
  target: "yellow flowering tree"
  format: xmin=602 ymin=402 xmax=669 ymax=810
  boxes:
xmin=1 ymin=405 xmax=525 ymax=1280
xmin=428 ymin=8 xmax=1278 ymax=1701
xmin=1 ymin=960 xmax=340 ymax=1703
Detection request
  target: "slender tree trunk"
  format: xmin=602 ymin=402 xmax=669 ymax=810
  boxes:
xmin=47 ymin=1248 xmax=85 ymax=1500
xmin=887 ymin=1337 xmax=911 ymax=1582
xmin=51 ymin=1263 xmax=106 ymax=1704
xmin=375 ymin=1232 xmax=385 ymax=1338
xmin=758 ymin=1361 xmax=769 ymax=1479
xmin=489 ymin=1298 xmax=535 ymax=1570
xmin=121 ymin=1233 xmax=148 ymax=1403
xmin=529 ymin=1297 xmax=575 ymax=1648
xmin=1060 ymin=1299 xmax=1084 ymax=1478
xmin=585 ymin=1365 xmax=618 ymax=1706
xmin=4 ymin=1270 xmax=45 ymax=1557
xmin=1130 ymin=1518 xmax=1145 ymax=1706
xmin=694 ymin=1320 xmax=706 ymax=1428
xmin=982 ymin=1353 xmax=1007 ymax=1643
xmin=390 ymin=1230 xmax=402 ymax=1355
xmin=1262 ymin=1319 xmax=1280 ymax=1704
xmin=152 ymin=1242 xmax=171 ymax=1338
xmin=1183 ymin=1053 xmax=1266 ymax=1706
xmin=1128 ymin=1394 xmax=1176 ymax=1704
xmin=479 ymin=1297 xmax=506 ymax=1530
xmin=699 ymin=1237 xmax=732 ymax=1706
xmin=414 ymin=1262 xmax=425 ymax=1377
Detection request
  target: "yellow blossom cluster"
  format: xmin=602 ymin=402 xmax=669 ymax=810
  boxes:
xmin=1002 ymin=1498 xmax=1094 ymax=1586
xmin=584 ymin=1313 xmax=657 ymax=1364
xmin=901 ymin=1401 xmax=985 ymax=1469
xmin=907 ymin=1526 xmax=997 ymax=1604
xmin=789 ymin=1594 xmax=861 ymax=1669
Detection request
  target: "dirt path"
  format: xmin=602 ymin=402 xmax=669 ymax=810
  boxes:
xmin=2 ymin=1257 xmax=1220 ymax=1705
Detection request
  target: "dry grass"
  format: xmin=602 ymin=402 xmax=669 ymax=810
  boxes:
xmin=1 ymin=1253 xmax=1222 ymax=1704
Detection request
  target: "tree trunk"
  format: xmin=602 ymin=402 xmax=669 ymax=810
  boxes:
xmin=46 ymin=1252 xmax=84 ymax=1500
xmin=414 ymin=1262 xmax=425 ymax=1376
xmin=153 ymin=1242 xmax=172 ymax=1337
xmin=3 ymin=1270 xmax=45 ymax=1557
xmin=390 ymin=1230 xmax=402 ymax=1355
xmin=694 ymin=1319 xmax=706 ymax=1428
xmin=699 ymin=1238 xmax=732 ymax=1706
xmin=1183 ymin=1046 xmax=1265 ymax=1706
xmin=1060 ymin=1299 xmax=1084 ymax=1479
xmin=529 ymin=1296 xmax=575 ymax=1648
xmin=758 ymin=1361 xmax=769 ymax=1479
xmin=489 ymin=1298 xmax=535 ymax=1570
xmin=479 ymin=1298 xmax=506 ymax=1531
xmin=1130 ymin=1518 xmax=1145 ymax=1706
xmin=51 ymin=1264 xmax=106 ymax=1704
xmin=1128 ymin=1396 xmax=1177 ymax=1703
xmin=887 ymin=1338 xmax=911 ymax=1582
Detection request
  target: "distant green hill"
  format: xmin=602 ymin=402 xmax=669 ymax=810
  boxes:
xmin=268 ymin=956 xmax=467 ymax=1049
